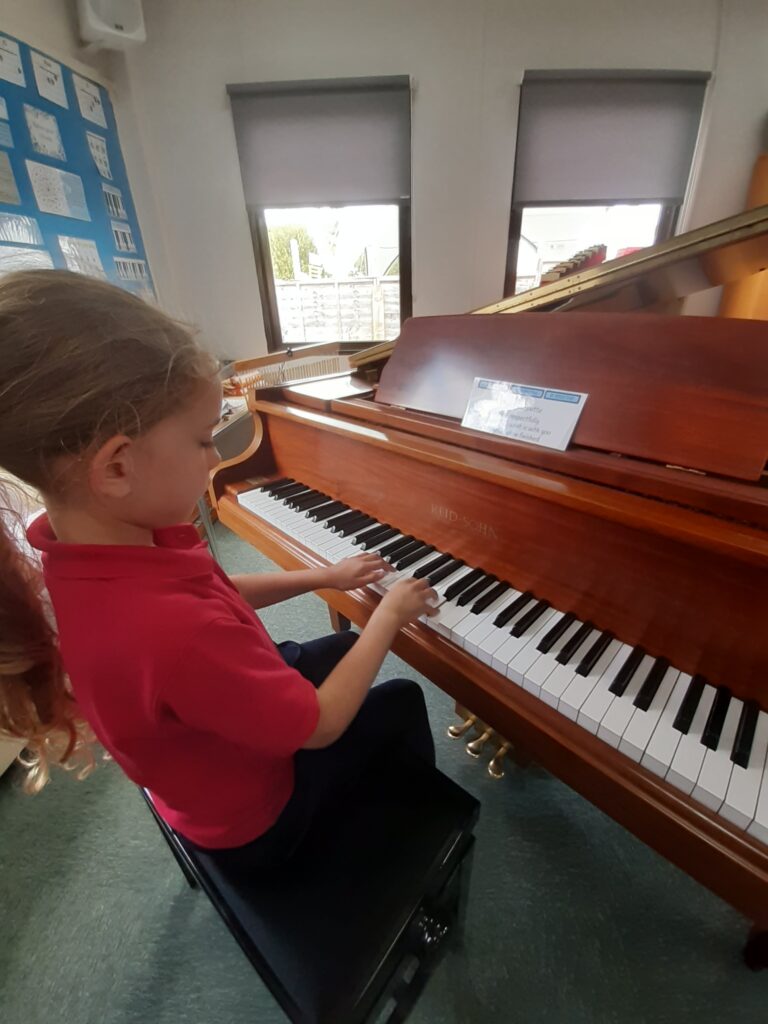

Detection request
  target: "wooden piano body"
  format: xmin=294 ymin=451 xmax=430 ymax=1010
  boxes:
xmin=210 ymin=309 xmax=768 ymax=963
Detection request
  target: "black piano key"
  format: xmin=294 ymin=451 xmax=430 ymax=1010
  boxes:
xmin=443 ymin=568 xmax=484 ymax=602
xmin=556 ymin=621 xmax=595 ymax=665
xmin=413 ymin=552 xmax=453 ymax=579
xmin=731 ymin=701 xmax=760 ymax=769
xmin=379 ymin=535 xmax=415 ymax=559
xmin=298 ymin=495 xmax=335 ymax=513
xmin=575 ymin=632 xmax=614 ymax=677
xmin=510 ymin=598 xmax=549 ymax=638
xmin=354 ymin=523 xmax=390 ymax=545
xmin=363 ymin=526 xmax=399 ymax=550
xmin=267 ymin=478 xmax=296 ymax=495
xmin=608 ymin=646 xmax=646 ymax=696
xmin=702 ymin=687 xmax=731 ymax=749
xmin=494 ymin=591 xmax=533 ymax=628
xmin=535 ymin=611 xmax=575 ymax=654
xmin=428 ymin=559 xmax=465 ymax=587
xmin=338 ymin=514 xmax=376 ymax=537
xmin=633 ymin=658 xmax=670 ymax=712
xmin=396 ymin=545 xmax=435 ymax=571
xmin=311 ymin=501 xmax=347 ymax=522
xmin=672 ymin=675 xmax=706 ymax=734
xmin=470 ymin=581 xmax=510 ymax=615
xmin=275 ymin=484 xmax=310 ymax=502
xmin=262 ymin=477 xmax=292 ymax=493
xmin=456 ymin=574 xmax=497 ymax=608
xmin=288 ymin=491 xmax=326 ymax=510
xmin=329 ymin=510 xmax=367 ymax=533
xmin=324 ymin=509 xmax=358 ymax=530
xmin=387 ymin=537 xmax=424 ymax=561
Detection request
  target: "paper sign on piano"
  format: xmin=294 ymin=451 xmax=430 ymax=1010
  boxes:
xmin=461 ymin=377 xmax=588 ymax=451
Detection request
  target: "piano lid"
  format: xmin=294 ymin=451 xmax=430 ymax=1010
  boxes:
xmin=373 ymin=312 xmax=768 ymax=482
xmin=473 ymin=205 xmax=768 ymax=315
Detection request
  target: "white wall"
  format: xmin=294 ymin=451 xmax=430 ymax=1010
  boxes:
xmin=9 ymin=1 xmax=768 ymax=359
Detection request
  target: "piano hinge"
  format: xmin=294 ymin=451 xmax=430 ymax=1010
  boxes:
xmin=665 ymin=464 xmax=707 ymax=476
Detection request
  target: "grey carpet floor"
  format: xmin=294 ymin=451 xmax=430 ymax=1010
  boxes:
xmin=1 ymin=523 xmax=765 ymax=1024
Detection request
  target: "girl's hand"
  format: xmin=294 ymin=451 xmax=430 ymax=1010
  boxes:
xmin=326 ymin=553 xmax=391 ymax=591
xmin=378 ymin=577 xmax=438 ymax=626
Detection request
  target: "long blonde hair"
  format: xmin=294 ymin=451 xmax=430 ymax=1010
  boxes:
xmin=0 ymin=270 xmax=218 ymax=791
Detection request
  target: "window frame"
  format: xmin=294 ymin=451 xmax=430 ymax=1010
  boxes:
xmin=503 ymin=199 xmax=680 ymax=298
xmin=249 ymin=198 xmax=412 ymax=353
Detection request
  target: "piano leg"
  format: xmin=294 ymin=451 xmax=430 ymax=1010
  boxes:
xmin=328 ymin=608 xmax=352 ymax=633
xmin=744 ymin=925 xmax=768 ymax=971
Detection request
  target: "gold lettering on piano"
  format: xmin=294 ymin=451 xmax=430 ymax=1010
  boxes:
xmin=431 ymin=504 xmax=498 ymax=540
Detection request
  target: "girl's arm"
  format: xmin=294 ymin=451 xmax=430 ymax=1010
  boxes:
xmin=230 ymin=553 xmax=390 ymax=608
xmin=304 ymin=577 xmax=436 ymax=748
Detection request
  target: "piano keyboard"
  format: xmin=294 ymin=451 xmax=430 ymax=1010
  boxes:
xmin=237 ymin=479 xmax=768 ymax=847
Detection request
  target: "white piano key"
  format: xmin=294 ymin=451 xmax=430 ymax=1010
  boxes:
xmin=461 ymin=591 xmax=520 ymax=656
xmin=640 ymin=672 xmax=691 ymax=778
xmin=692 ymin=696 xmax=744 ymax=812
xmin=519 ymin=619 xmax=583 ymax=696
xmin=432 ymin=598 xmax=474 ymax=638
xmin=494 ymin=609 xmax=560 ymax=678
xmin=450 ymin=587 xmax=510 ymax=647
xmin=597 ymin=653 xmax=656 ymax=748
xmin=618 ymin=666 xmax=680 ymax=763
xmin=419 ymin=566 xmax=471 ymax=620
xmin=721 ymin=710 xmax=768 ymax=830
xmin=666 ymin=685 xmax=717 ymax=795
xmin=747 ymin=754 xmax=768 ymax=845
xmin=577 ymin=643 xmax=634 ymax=735
xmin=488 ymin=606 xmax=560 ymax=675
xmin=559 ymin=638 xmax=623 ymax=721
xmin=539 ymin=629 xmax=601 ymax=708
xmin=477 ymin=594 xmax=551 ymax=667
xmin=378 ymin=551 xmax=441 ymax=594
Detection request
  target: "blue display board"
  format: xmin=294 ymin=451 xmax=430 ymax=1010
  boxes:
xmin=0 ymin=31 xmax=154 ymax=298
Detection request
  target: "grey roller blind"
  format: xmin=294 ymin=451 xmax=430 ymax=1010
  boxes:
xmin=228 ymin=78 xmax=411 ymax=206
xmin=513 ymin=72 xmax=708 ymax=205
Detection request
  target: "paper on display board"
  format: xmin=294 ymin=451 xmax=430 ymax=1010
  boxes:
xmin=73 ymin=74 xmax=107 ymax=128
xmin=86 ymin=131 xmax=112 ymax=179
xmin=0 ymin=151 xmax=20 ymax=205
xmin=31 ymin=52 xmax=68 ymax=108
xmin=24 ymin=104 xmax=66 ymax=161
xmin=58 ymin=235 xmax=106 ymax=278
xmin=0 ymin=36 xmax=25 ymax=88
xmin=26 ymin=160 xmax=90 ymax=220
xmin=0 ymin=211 xmax=44 ymax=245
xmin=0 ymin=244 xmax=54 ymax=276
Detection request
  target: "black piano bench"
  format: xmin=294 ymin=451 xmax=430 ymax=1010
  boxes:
xmin=140 ymin=754 xmax=480 ymax=1024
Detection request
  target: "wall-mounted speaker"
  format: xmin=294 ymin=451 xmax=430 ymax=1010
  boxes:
xmin=77 ymin=0 xmax=146 ymax=51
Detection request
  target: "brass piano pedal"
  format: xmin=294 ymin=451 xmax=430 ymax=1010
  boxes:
xmin=447 ymin=714 xmax=477 ymax=739
xmin=466 ymin=728 xmax=493 ymax=758
xmin=488 ymin=742 xmax=511 ymax=779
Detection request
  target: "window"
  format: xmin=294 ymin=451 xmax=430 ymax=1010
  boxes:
xmin=229 ymin=78 xmax=411 ymax=351
xmin=506 ymin=72 xmax=708 ymax=296
xmin=262 ymin=204 xmax=402 ymax=345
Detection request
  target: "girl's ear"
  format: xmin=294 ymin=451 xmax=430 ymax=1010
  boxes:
xmin=88 ymin=435 xmax=134 ymax=498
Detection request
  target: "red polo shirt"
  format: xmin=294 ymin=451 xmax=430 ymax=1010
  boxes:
xmin=27 ymin=515 xmax=320 ymax=849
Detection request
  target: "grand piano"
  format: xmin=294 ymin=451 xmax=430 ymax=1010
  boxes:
xmin=209 ymin=205 xmax=768 ymax=968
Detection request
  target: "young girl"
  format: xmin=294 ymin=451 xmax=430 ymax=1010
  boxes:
xmin=0 ymin=270 xmax=436 ymax=870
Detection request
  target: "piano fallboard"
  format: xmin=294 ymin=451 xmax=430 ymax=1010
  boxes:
xmin=217 ymin=487 xmax=768 ymax=926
